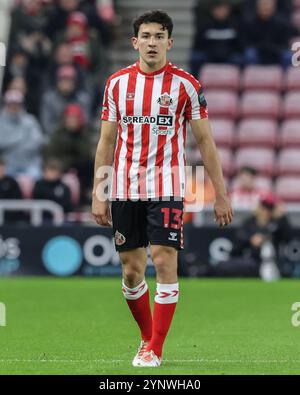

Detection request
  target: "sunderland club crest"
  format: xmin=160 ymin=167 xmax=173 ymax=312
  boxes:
xmin=115 ymin=230 xmax=126 ymax=246
xmin=126 ymin=92 xmax=135 ymax=100
xmin=157 ymin=92 xmax=173 ymax=107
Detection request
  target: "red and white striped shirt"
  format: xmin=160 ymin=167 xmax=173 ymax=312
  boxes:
xmin=101 ymin=60 xmax=208 ymax=199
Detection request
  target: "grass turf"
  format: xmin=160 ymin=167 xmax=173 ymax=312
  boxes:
xmin=0 ymin=277 xmax=299 ymax=375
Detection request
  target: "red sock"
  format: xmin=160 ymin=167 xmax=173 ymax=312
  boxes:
xmin=146 ymin=283 xmax=179 ymax=358
xmin=122 ymin=279 xmax=152 ymax=341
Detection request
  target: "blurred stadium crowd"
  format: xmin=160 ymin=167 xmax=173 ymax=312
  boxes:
xmin=0 ymin=0 xmax=300 ymax=224
xmin=0 ymin=0 xmax=116 ymax=219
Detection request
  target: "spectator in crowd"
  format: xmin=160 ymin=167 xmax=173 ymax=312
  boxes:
xmin=7 ymin=76 xmax=27 ymax=98
xmin=82 ymin=0 xmax=116 ymax=48
xmin=44 ymin=103 xmax=95 ymax=203
xmin=44 ymin=0 xmax=113 ymax=48
xmin=40 ymin=64 xmax=91 ymax=136
xmin=7 ymin=75 xmax=39 ymax=116
xmin=0 ymin=158 xmax=24 ymax=223
xmin=3 ymin=47 xmax=29 ymax=84
xmin=230 ymin=166 xmax=269 ymax=210
xmin=60 ymin=12 xmax=106 ymax=86
xmin=193 ymin=0 xmax=244 ymax=25
xmin=0 ymin=158 xmax=23 ymax=200
xmin=9 ymin=0 xmax=50 ymax=52
xmin=8 ymin=0 xmax=51 ymax=101
xmin=0 ymin=90 xmax=44 ymax=179
xmin=2 ymin=47 xmax=41 ymax=116
xmin=190 ymin=0 xmax=243 ymax=77
xmin=212 ymin=193 xmax=292 ymax=278
xmin=44 ymin=0 xmax=81 ymax=41
xmin=193 ymin=0 xmax=294 ymax=30
xmin=53 ymin=11 xmax=107 ymax=97
xmin=243 ymin=0 xmax=297 ymax=66
xmin=243 ymin=0 xmax=293 ymax=21
xmin=33 ymin=159 xmax=73 ymax=219
xmin=43 ymin=42 xmax=87 ymax=91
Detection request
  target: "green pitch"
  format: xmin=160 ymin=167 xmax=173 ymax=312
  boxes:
xmin=0 ymin=277 xmax=299 ymax=375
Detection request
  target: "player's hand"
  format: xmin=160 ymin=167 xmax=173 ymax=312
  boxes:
xmin=214 ymin=195 xmax=233 ymax=228
xmin=92 ymin=197 xmax=112 ymax=227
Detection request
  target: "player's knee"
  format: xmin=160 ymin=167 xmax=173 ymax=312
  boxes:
xmin=151 ymin=246 xmax=177 ymax=274
xmin=122 ymin=266 xmax=143 ymax=287
xmin=120 ymin=256 xmax=144 ymax=287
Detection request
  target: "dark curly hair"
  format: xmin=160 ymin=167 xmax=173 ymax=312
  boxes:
xmin=133 ymin=10 xmax=173 ymax=38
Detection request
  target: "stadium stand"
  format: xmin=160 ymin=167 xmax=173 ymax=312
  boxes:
xmin=283 ymin=92 xmax=300 ymax=118
xmin=205 ymin=90 xmax=239 ymax=119
xmin=277 ymin=148 xmax=300 ymax=175
xmin=240 ymin=91 xmax=281 ymax=119
xmin=210 ymin=119 xmax=235 ymax=148
xmin=230 ymin=174 xmax=273 ymax=193
xmin=286 ymin=66 xmax=300 ymax=90
xmin=217 ymin=147 xmax=234 ymax=178
xmin=234 ymin=148 xmax=276 ymax=176
xmin=200 ymin=64 xmax=240 ymax=91
xmin=279 ymin=120 xmax=300 ymax=147
xmin=236 ymin=119 xmax=278 ymax=148
xmin=242 ymin=66 xmax=284 ymax=91
xmin=275 ymin=176 xmax=300 ymax=202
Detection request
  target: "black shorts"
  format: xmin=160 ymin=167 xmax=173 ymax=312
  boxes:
xmin=111 ymin=197 xmax=184 ymax=252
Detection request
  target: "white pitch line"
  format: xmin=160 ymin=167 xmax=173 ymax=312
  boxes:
xmin=0 ymin=359 xmax=299 ymax=364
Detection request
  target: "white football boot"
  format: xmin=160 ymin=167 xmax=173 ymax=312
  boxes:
xmin=132 ymin=340 xmax=150 ymax=367
xmin=134 ymin=350 xmax=162 ymax=367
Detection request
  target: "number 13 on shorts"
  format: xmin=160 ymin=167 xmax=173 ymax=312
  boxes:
xmin=161 ymin=208 xmax=183 ymax=229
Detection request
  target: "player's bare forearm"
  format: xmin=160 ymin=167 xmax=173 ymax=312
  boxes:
xmin=189 ymin=118 xmax=233 ymax=226
xmin=92 ymin=120 xmax=117 ymax=226
xmin=189 ymin=119 xmax=225 ymax=197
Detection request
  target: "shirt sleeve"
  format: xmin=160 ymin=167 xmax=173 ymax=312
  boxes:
xmin=101 ymin=77 xmax=117 ymax=122
xmin=185 ymin=80 xmax=208 ymax=121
